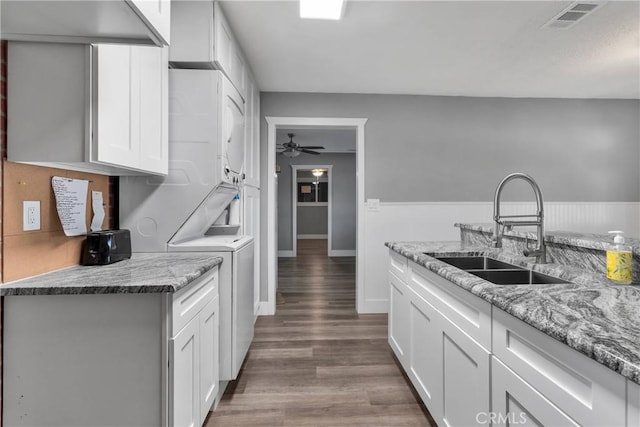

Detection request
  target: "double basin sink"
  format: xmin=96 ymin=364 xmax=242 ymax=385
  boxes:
xmin=433 ymin=256 xmax=570 ymax=286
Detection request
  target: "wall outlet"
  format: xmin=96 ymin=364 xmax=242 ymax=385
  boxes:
xmin=23 ymin=201 xmax=41 ymax=231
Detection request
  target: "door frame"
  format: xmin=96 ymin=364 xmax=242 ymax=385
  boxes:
xmin=264 ymin=117 xmax=367 ymax=315
xmin=291 ymin=164 xmax=333 ymax=257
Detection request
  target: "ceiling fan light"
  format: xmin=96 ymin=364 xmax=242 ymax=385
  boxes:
xmin=283 ymin=149 xmax=300 ymax=158
xmin=300 ymin=0 xmax=344 ymax=20
xmin=312 ymin=169 xmax=324 ymax=177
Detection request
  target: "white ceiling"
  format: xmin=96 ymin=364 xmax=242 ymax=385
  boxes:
xmin=221 ymin=0 xmax=640 ymax=99
xmin=276 ymin=128 xmax=357 ymax=152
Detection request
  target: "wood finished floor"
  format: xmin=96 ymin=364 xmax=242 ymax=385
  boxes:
xmin=206 ymin=240 xmax=435 ymax=426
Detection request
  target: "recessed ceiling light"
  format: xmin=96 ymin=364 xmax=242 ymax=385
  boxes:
xmin=300 ymin=0 xmax=345 ymax=20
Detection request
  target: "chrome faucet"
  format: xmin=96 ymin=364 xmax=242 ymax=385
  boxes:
xmin=492 ymin=173 xmax=547 ymax=264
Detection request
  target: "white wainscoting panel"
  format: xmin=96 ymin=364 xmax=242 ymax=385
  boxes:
xmin=359 ymin=201 xmax=640 ymax=314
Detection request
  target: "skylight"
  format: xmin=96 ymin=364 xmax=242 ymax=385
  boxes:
xmin=300 ymin=0 xmax=345 ymax=20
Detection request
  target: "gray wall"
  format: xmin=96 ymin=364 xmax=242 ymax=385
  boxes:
xmin=262 ymin=93 xmax=640 ymax=202
xmin=297 ymin=206 xmax=328 ymax=235
xmin=277 ymin=153 xmax=356 ymax=252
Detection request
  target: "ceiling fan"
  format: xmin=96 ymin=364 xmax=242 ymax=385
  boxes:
xmin=278 ymin=133 xmax=325 ymax=157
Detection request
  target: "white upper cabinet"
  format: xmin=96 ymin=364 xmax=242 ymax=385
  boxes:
xmin=169 ymin=1 xmax=247 ymax=100
xmin=1 ymin=0 xmax=171 ymax=46
xmin=244 ymin=72 xmax=260 ymax=187
xmin=8 ymin=42 xmax=168 ymax=176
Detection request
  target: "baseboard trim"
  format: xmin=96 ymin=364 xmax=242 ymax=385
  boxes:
xmin=329 ymin=250 xmax=356 ymax=257
xmin=297 ymin=234 xmax=328 ymax=239
xmin=256 ymin=302 xmax=274 ymax=316
xmin=278 ymin=250 xmax=295 ymax=258
xmin=357 ymin=299 xmax=389 ymax=314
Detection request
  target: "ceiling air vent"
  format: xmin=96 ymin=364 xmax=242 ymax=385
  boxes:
xmin=543 ymin=1 xmax=605 ymax=29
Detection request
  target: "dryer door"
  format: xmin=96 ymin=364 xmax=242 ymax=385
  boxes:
xmin=221 ymin=79 xmax=245 ymax=183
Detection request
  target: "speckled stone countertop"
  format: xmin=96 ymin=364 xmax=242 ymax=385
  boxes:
xmin=456 ymin=222 xmax=640 ymax=256
xmin=385 ymin=240 xmax=640 ymax=384
xmin=0 ymin=253 xmax=223 ymax=296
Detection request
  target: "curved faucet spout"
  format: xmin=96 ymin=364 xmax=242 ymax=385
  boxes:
xmin=492 ymin=173 xmax=546 ymax=263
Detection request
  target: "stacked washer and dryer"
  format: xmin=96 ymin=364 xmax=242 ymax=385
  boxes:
xmin=119 ymin=69 xmax=254 ymax=390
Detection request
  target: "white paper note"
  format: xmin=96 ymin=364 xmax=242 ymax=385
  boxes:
xmin=51 ymin=176 xmax=89 ymax=236
xmin=91 ymin=191 xmax=105 ymax=232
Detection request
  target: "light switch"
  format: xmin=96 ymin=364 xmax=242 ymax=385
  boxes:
xmin=23 ymin=201 xmax=41 ymax=231
xmin=366 ymin=199 xmax=380 ymax=212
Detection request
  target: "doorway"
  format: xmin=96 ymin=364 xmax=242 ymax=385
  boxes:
xmin=264 ymin=117 xmax=367 ymax=315
xmin=291 ymin=165 xmax=332 ymax=257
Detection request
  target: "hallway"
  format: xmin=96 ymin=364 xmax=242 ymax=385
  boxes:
xmin=207 ymin=240 xmax=434 ymax=426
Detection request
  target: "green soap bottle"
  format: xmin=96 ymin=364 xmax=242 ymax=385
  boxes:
xmin=606 ymin=231 xmax=633 ymax=285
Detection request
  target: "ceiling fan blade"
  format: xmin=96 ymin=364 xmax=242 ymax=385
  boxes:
xmin=300 ymin=146 xmax=325 ymax=150
xmin=300 ymin=149 xmax=321 ymax=155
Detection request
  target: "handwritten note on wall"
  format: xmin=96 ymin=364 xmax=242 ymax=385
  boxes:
xmin=52 ymin=176 xmax=89 ymax=236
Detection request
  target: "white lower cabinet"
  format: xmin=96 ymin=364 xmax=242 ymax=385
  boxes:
xmin=199 ymin=297 xmax=221 ymax=422
xmin=389 ymin=272 xmax=410 ymax=364
xmin=493 ymin=308 xmax=626 ymax=427
xmin=170 ymin=269 xmax=220 ymax=427
xmin=406 ymin=285 xmax=490 ymax=427
xmin=171 ymin=317 xmax=201 ymax=427
xmin=388 ymin=250 xmax=491 ymax=427
xmin=2 ymin=266 xmax=220 ymax=427
xmin=171 ymin=295 xmax=220 ymax=427
xmin=388 ymin=250 xmax=637 ymax=427
xmin=407 ymin=287 xmax=443 ymax=420
xmin=492 ymin=356 xmax=579 ymax=427
xmin=440 ymin=319 xmax=490 ymax=427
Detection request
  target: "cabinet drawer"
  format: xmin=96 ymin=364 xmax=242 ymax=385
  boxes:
xmin=389 ymin=249 xmax=409 ymax=282
xmin=171 ymin=267 xmax=218 ymax=337
xmin=408 ymin=261 xmax=491 ymax=350
xmin=491 ymin=356 xmax=579 ymax=427
xmin=493 ymin=308 xmax=626 ymax=427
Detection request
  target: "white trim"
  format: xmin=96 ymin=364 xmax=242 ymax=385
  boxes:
xmin=329 ymin=250 xmax=356 ymax=257
xmin=297 ymin=202 xmax=329 ymax=207
xmin=278 ymin=250 xmax=295 ymax=258
xmin=256 ymin=302 xmax=271 ymax=316
xmin=291 ymin=164 xmax=333 ymax=257
xmin=379 ymin=201 xmax=640 ymax=206
xmin=266 ymin=116 xmax=368 ymax=315
xmin=297 ymin=234 xmax=328 ymax=239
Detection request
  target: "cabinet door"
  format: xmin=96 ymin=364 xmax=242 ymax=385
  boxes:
xmin=244 ymin=76 xmax=260 ymax=187
xmin=199 ymin=296 xmax=219 ymax=423
xmin=388 ymin=273 xmax=410 ymax=364
xmin=214 ymin=2 xmax=233 ymax=82
xmin=243 ymin=186 xmax=261 ymax=317
xmin=170 ymin=318 xmax=200 ymax=427
xmin=251 ymin=85 xmax=260 ymax=185
xmin=127 ymin=0 xmax=171 ymax=45
xmin=492 ymin=356 xmax=579 ymax=427
xmin=407 ymin=287 xmax=443 ymax=422
xmin=95 ymin=44 xmax=168 ymax=175
xmin=440 ymin=320 xmax=490 ymax=427
xmin=137 ymin=45 xmax=168 ymax=175
xmin=95 ymin=45 xmax=138 ymax=169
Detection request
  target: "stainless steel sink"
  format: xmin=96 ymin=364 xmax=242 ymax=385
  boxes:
xmin=434 ymin=256 xmax=522 ymax=271
xmin=467 ymin=269 xmax=569 ymax=285
xmin=434 ymin=255 xmax=569 ymax=285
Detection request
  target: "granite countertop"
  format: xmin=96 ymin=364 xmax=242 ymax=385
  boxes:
xmin=456 ymin=222 xmax=640 ymax=255
xmin=0 ymin=253 xmax=223 ymax=296
xmin=386 ymin=240 xmax=640 ymax=384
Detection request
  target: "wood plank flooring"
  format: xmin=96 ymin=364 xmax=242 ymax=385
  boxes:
xmin=206 ymin=239 xmax=435 ymax=426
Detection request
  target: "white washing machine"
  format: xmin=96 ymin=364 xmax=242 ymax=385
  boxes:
xmin=169 ymin=235 xmax=254 ymax=381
